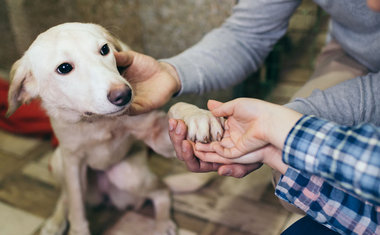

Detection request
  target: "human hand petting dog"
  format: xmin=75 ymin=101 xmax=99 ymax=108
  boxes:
xmin=194 ymin=98 xmax=303 ymax=174
xmin=115 ymin=51 xmax=181 ymax=115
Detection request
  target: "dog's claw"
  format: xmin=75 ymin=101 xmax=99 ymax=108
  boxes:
xmin=216 ymin=132 xmax=222 ymax=142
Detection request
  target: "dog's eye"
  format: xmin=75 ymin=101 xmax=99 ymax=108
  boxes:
xmin=56 ymin=63 xmax=73 ymax=74
xmin=100 ymin=44 xmax=110 ymax=56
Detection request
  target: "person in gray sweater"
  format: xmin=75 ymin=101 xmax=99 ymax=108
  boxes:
xmin=115 ymin=0 xmax=380 ymax=233
xmin=116 ymin=0 xmax=380 ymax=177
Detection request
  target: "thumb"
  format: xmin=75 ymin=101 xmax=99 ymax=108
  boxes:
xmin=210 ymin=99 xmax=236 ymax=117
xmin=114 ymin=50 xmax=135 ymax=67
xmin=127 ymin=101 xmax=148 ymax=116
xmin=207 ymin=100 xmax=223 ymax=111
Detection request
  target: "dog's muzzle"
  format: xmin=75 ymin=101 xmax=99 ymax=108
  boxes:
xmin=107 ymin=84 xmax=132 ymax=107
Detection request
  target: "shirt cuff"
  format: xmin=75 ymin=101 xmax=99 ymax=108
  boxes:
xmin=160 ymin=55 xmax=203 ymax=97
xmin=282 ymin=115 xmax=334 ymax=174
xmin=275 ymin=166 xmax=326 ymax=213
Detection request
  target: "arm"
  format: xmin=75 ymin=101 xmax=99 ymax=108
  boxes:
xmin=281 ymin=72 xmax=380 ymax=205
xmin=193 ymin=98 xmax=380 ymax=233
xmin=275 ymin=168 xmax=380 ymax=234
xmin=283 ymin=115 xmax=380 ymax=205
xmin=162 ymin=0 xmax=301 ymax=95
xmin=285 ymin=72 xmax=380 ymax=126
xmin=127 ymin=111 xmax=176 ymax=158
xmin=116 ymin=0 xmax=301 ymax=115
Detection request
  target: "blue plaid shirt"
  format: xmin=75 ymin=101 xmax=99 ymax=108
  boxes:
xmin=275 ymin=115 xmax=380 ymax=234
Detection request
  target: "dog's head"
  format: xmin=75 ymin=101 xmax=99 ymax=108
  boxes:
xmin=7 ymin=23 xmax=132 ymax=122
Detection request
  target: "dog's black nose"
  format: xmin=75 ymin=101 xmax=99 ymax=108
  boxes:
xmin=107 ymin=84 xmax=132 ymax=106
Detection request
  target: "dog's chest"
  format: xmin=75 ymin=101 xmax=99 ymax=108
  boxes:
xmin=55 ymin=118 xmax=136 ymax=170
xmin=84 ymin=128 xmax=135 ymax=170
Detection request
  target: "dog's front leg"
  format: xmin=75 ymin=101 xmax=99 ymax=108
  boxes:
xmin=40 ymin=193 xmax=68 ymax=235
xmin=148 ymin=189 xmax=176 ymax=235
xmin=62 ymin=153 xmax=90 ymax=235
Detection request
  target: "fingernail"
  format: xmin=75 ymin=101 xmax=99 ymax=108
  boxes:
xmin=217 ymin=132 xmax=222 ymax=141
xmin=176 ymin=125 xmax=181 ymax=135
xmin=221 ymin=169 xmax=232 ymax=176
xmin=169 ymin=121 xmax=174 ymax=131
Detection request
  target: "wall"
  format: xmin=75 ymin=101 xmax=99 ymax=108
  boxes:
xmin=1 ymin=0 xmax=235 ymax=69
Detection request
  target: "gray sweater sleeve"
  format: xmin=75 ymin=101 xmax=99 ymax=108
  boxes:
xmin=162 ymin=0 xmax=301 ymax=95
xmin=285 ymin=72 xmax=380 ymax=126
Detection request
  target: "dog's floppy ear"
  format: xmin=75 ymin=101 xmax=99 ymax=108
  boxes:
xmin=102 ymin=29 xmax=130 ymax=52
xmin=92 ymin=24 xmax=129 ymax=52
xmin=108 ymin=34 xmax=130 ymax=52
xmin=6 ymin=56 xmax=37 ymax=117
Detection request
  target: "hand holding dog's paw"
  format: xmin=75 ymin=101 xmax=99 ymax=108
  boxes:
xmin=168 ymin=102 xmax=224 ymax=143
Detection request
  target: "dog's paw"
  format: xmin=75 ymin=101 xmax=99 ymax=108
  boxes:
xmin=169 ymin=102 xmax=224 ymax=143
xmin=40 ymin=218 xmax=67 ymax=235
xmin=154 ymin=220 xmax=177 ymax=235
xmin=185 ymin=109 xmax=224 ymax=143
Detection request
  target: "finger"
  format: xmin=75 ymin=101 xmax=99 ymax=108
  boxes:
xmin=195 ymin=139 xmax=234 ymax=154
xmin=128 ymin=103 xmax=147 ymax=116
xmin=114 ymin=51 xmax=135 ymax=67
xmin=168 ymin=118 xmax=176 ymax=132
xmin=199 ymin=160 xmax=220 ymax=172
xmin=195 ymin=142 xmax=214 ymax=152
xmin=207 ymin=100 xmax=223 ymax=111
xmin=183 ymin=141 xmax=218 ymax=172
xmin=168 ymin=119 xmax=187 ymax=161
xmin=210 ymin=99 xmax=238 ymax=117
xmin=225 ymin=149 xmax=265 ymax=164
xmin=195 ymin=150 xmax=234 ymax=164
xmin=181 ymin=140 xmax=198 ymax=170
xmin=128 ymin=96 xmax=160 ymax=115
xmin=218 ymin=163 xmax=262 ymax=178
xmin=211 ymin=142 xmax=244 ymax=159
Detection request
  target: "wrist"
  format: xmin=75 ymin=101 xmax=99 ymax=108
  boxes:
xmin=160 ymin=62 xmax=181 ymax=96
xmin=261 ymin=145 xmax=289 ymax=175
xmin=265 ymin=104 xmax=303 ymax=149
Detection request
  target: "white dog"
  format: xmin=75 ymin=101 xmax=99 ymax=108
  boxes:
xmin=7 ymin=23 xmax=224 ymax=235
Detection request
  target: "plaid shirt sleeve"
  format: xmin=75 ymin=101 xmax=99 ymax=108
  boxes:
xmin=275 ymin=168 xmax=380 ymax=234
xmin=283 ymin=115 xmax=380 ymax=205
xmin=275 ymin=115 xmax=380 ymax=234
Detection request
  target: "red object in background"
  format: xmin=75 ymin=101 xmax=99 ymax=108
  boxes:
xmin=0 ymin=78 xmax=58 ymax=146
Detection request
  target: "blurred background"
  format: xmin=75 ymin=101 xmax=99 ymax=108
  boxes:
xmin=0 ymin=0 xmax=329 ymax=234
